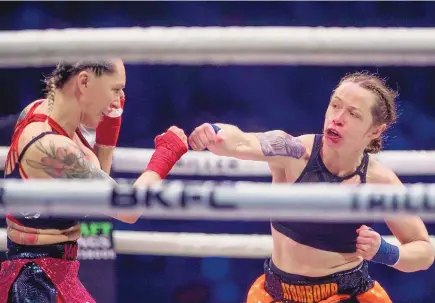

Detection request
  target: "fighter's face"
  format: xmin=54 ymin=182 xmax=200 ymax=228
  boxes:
xmin=323 ymin=82 xmax=384 ymax=152
xmin=76 ymin=59 xmax=126 ymax=128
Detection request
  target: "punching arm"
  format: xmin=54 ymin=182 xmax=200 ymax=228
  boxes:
xmin=189 ymin=123 xmax=306 ymax=165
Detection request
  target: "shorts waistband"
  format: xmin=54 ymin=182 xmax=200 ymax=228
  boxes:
xmin=268 ymin=258 xmax=368 ymax=283
xmin=6 ymin=239 xmax=78 ymax=261
xmin=264 ymin=258 xmax=373 ymax=303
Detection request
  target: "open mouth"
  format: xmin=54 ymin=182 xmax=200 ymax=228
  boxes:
xmin=326 ymin=128 xmax=341 ymax=139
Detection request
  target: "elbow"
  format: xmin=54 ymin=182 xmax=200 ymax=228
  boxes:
xmin=116 ymin=215 xmax=140 ymax=224
xmin=417 ymin=256 xmax=434 ymax=272
xmin=415 ymin=242 xmax=434 ymax=271
xmin=122 ymin=218 xmax=139 ymax=224
xmin=124 ymin=217 xmax=140 ymax=224
xmin=395 ymin=241 xmax=435 ymax=273
xmin=423 ymin=244 xmax=435 ymax=270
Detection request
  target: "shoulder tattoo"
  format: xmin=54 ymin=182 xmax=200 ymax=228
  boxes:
xmin=255 ymin=131 xmax=305 ymax=159
xmin=26 ymin=139 xmax=110 ymax=180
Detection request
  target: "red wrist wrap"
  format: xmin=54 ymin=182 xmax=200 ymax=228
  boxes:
xmin=95 ymin=97 xmax=125 ymax=147
xmin=95 ymin=117 xmax=121 ymax=147
xmin=145 ymin=130 xmax=187 ymax=179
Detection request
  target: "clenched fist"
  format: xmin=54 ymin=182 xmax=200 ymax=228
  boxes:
xmin=165 ymin=125 xmax=188 ymax=150
xmin=188 ymin=123 xmax=223 ymax=151
xmin=356 ymin=225 xmax=382 ymax=260
xmin=146 ymin=125 xmax=188 ymax=179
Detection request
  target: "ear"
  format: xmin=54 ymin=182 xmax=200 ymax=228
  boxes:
xmin=370 ymin=123 xmax=386 ymax=140
xmin=76 ymin=71 xmax=89 ymax=94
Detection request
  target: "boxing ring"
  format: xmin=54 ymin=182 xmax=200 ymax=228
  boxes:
xmin=0 ymin=147 xmax=434 ymax=253
xmin=1 ymin=26 xmax=435 ymax=302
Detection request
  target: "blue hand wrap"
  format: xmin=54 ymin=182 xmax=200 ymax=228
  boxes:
xmin=371 ymin=236 xmax=400 ymax=266
xmin=209 ymin=123 xmax=221 ymax=134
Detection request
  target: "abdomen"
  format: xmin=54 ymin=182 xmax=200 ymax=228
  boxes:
xmin=271 ymin=224 xmax=363 ymax=277
xmin=271 ymin=220 xmax=366 ymax=253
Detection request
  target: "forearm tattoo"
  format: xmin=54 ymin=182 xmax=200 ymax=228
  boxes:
xmin=256 ymin=131 xmax=305 ymax=159
xmin=26 ymin=139 xmax=113 ymax=180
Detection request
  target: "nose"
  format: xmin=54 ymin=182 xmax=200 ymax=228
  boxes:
xmin=332 ymin=111 xmax=345 ymax=127
xmin=332 ymin=119 xmax=344 ymax=127
xmin=111 ymin=97 xmax=123 ymax=109
xmin=112 ymin=93 xmax=125 ymax=109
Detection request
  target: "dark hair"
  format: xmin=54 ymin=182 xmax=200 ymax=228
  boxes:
xmin=45 ymin=61 xmax=115 ymax=113
xmin=334 ymin=71 xmax=398 ymax=154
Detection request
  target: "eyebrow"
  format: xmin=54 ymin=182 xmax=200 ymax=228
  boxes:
xmin=333 ymin=96 xmax=362 ymax=112
xmin=332 ymin=95 xmax=343 ymax=103
xmin=348 ymin=105 xmax=362 ymax=113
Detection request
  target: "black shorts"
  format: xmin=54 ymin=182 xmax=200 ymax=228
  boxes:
xmin=263 ymin=259 xmax=380 ymax=303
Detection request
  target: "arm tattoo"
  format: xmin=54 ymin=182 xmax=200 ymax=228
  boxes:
xmin=16 ymin=108 xmax=29 ymax=124
xmin=26 ymin=139 xmax=112 ymax=180
xmin=256 ymin=131 xmax=305 ymax=159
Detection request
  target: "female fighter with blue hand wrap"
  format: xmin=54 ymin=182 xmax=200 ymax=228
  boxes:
xmin=189 ymin=72 xmax=434 ymax=303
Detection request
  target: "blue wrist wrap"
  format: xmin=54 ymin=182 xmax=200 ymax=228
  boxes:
xmin=371 ymin=237 xmax=400 ymax=266
xmin=209 ymin=123 xmax=221 ymax=134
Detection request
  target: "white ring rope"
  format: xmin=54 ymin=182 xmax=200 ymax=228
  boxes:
xmin=0 ymin=229 xmax=433 ymax=258
xmin=115 ymin=149 xmax=435 ymax=176
xmin=0 ymin=147 xmax=434 ymax=176
xmin=2 ymin=27 xmax=435 ymax=66
xmin=0 ymin=180 xmax=435 ymax=221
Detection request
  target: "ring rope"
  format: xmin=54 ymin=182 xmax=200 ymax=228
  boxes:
xmin=0 ymin=147 xmax=434 ymax=176
xmin=0 ymin=229 xmax=433 ymax=258
xmin=0 ymin=180 xmax=434 ymax=221
xmin=2 ymin=27 xmax=435 ymax=66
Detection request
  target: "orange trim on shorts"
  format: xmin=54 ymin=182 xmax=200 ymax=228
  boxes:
xmin=247 ymin=274 xmax=392 ymax=303
xmin=319 ymin=294 xmax=351 ymax=303
xmin=246 ymin=274 xmax=276 ymax=303
xmin=356 ymin=281 xmax=392 ymax=303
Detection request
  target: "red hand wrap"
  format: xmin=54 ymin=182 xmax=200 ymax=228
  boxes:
xmin=95 ymin=97 xmax=125 ymax=147
xmin=145 ymin=130 xmax=187 ymax=179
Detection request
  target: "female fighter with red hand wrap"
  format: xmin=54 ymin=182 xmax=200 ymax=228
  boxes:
xmin=0 ymin=59 xmax=188 ymax=303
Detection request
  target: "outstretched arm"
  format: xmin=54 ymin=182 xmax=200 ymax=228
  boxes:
xmin=188 ymin=123 xmax=306 ymax=164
